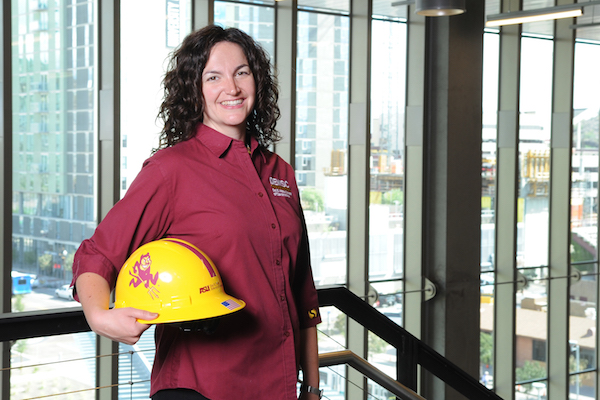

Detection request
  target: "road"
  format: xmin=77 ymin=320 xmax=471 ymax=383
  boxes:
xmin=14 ymin=287 xmax=82 ymax=312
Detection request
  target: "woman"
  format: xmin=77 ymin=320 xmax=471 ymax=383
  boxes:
xmin=72 ymin=25 xmax=322 ymax=400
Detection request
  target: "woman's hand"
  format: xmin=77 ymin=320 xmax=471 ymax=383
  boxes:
xmin=85 ymin=306 xmax=157 ymax=345
xmin=76 ymin=272 xmax=158 ymax=345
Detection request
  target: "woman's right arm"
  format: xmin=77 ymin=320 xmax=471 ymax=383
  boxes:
xmin=76 ymin=272 xmax=157 ymax=345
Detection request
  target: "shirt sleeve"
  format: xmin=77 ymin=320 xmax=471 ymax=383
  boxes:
xmin=294 ymin=204 xmax=322 ymax=329
xmin=71 ymin=157 xmax=174 ymax=297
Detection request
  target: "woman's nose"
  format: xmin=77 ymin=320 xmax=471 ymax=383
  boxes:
xmin=225 ymin=78 xmax=240 ymax=94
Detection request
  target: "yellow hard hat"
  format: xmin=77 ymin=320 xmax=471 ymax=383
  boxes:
xmin=114 ymin=238 xmax=245 ymax=324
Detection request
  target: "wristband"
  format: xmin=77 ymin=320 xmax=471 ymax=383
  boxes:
xmin=300 ymin=383 xmax=323 ymax=399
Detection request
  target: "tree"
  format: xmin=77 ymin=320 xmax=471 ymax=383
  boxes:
xmin=368 ymin=332 xmax=389 ymax=357
xmin=516 ymin=360 xmax=546 ymax=389
xmin=65 ymin=252 xmax=75 ymax=272
xmin=38 ymin=253 xmax=53 ymax=272
xmin=382 ymin=188 xmax=403 ymax=206
xmin=300 ymin=188 xmax=324 ymax=212
xmin=480 ymin=332 xmax=493 ymax=367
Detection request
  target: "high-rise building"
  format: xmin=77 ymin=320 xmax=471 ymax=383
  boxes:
xmin=12 ymin=0 xmax=96 ymax=282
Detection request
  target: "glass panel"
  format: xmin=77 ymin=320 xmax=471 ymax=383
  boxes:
xmin=515 ymin=381 xmax=547 ymax=399
xmin=522 ymin=0 xmax=554 ymax=37
xmin=120 ymin=0 xmax=192 ymax=196
xmin=372 ymin=0 xmax=408 ymax=20
xmin=518 ymin=36 xmax=553 ymax=269
xmin=298 ymin=0 xmax=349 ymax=14
xmin=214 ymin=1 xmax=275 ymax=58
xmin=317 ymin=306 xmax=346 ymax=398
xmin=481 ymin=30 xmax=499 ymax=388
xmin=320 ymin=364 xmax=346 ymax=398
xmin=10 ymin=332 xmax=96 ymax=399
xmin=12 ymin=0 xmax=96 ymax=311
xmin=573 ymin=5 xmax=600 ymax=43
xmin=571 ymin=41 xmax=600 ymax=264
xmin=571 ymin=42 xmax=600 ymax=400
xmin=296 ymin=11 xmax=349 ymax=286
xmin=516 ymin=36 xmax=552 ymax=383
xmin=570 ymin=371 xmax=596 ymax=400
xmin=370 ymin=280 xmax=403 ymax=326
xmin=570 ymin=264 xmax=597 ymax=400
xmin=480 ymin=329 xmax=494 ymax=388
xmin=118 ymin=326 xmax=156 ymax=399
xmin=516 ymin=267 xmax=549 ymax=383
xmin=319 ymin=305 xmax=346 ymax=350
xmin=481 ymin=31 xmax=499 ymax=273
xmin=369 ymin=20 xmax=406 ymax=285
xmin=485 ymin=0 xmax=500 ymax=16
xmin=367 ymin=378 xmax=395 ymax=399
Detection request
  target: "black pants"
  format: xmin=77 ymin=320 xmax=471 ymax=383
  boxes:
xmin=152 ymin=389 xmax=210 ymax=400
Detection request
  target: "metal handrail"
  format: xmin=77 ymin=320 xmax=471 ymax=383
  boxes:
xmin=0 ymin=307 xmax=88 ymax=342
xmin=319 ymin=350 xmax=426 ymax=400
xmin=318 ymin=286 xmax=504 ymax=400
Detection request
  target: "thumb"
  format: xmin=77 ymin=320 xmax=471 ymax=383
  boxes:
xmin=129 ymin=308 xmax=159 ymax=321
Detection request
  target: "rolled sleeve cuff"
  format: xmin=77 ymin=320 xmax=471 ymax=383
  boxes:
xmin=71 ymin=241 xmax=119 ymax=302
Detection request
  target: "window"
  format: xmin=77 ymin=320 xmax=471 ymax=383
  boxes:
xmin=514 ymin=34 xmax=554 ymax=386
xmin=569 ymin=39 xmax=600 ymax=398
xmin=119 ymin=0 xmax=192 ymax=196
xmin=12 ymin=0 xmax=96 ymax=312
xmin=297 ymin=10 xmax=349 ymax=287
xmin=11 ymin=3 xmax=98 ymax=397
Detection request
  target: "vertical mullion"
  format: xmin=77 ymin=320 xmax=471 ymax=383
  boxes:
xmin=274 ymin=0 xmax=297 ymax=165
xmin=404 ymin=0 xmax=426 ymax=348
xmin=192 ymin=0 xmax=213 ymax=31
xmin=347 ymin=0 xmax=371 ymax=398
xmin=97 ymin=0 xmax=120 ymax=398
xmin=495 ymin=21 xmax=521 ymax=400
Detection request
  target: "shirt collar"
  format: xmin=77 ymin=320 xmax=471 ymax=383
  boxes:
xmin=195 ymin=123 xmax=265 ymax=162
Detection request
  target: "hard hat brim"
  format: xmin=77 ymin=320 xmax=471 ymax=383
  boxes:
xmin=132 ymin=294 xmax=246 ymax=324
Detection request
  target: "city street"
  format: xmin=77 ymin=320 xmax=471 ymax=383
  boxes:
xmin=15 ymin=286 xmax=81 ymax=313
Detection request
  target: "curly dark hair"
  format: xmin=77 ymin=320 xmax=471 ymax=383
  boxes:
xmin=156 ymin=25 xmax=281 ymax=150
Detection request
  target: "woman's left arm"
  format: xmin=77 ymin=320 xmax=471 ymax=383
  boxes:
xmin=299 ymin=326 xmax=321 ymax=399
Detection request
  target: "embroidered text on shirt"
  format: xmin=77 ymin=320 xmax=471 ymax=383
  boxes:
xmin=269 ymin=176 xmax=292 ymax=198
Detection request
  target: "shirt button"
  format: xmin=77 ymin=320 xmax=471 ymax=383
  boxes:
xmin=271 ymin=223 xmax=276 ymax=229
xmin=276 ymin=259 xmax=281 ymax=265
xmin=280 ymin=294 xmax=285 ymax=301
xmin=258 ymin=192 xmax=264 ymax=197
xmin=284 ymin=331 xmax=290 ymax=337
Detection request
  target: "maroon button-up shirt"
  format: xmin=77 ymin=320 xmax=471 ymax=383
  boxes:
xmin=72 ymin=124 xmax=321 ymax=399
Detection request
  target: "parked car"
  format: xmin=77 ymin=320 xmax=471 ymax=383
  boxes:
xmin=55 ymin=284 xmax=74 ymax=300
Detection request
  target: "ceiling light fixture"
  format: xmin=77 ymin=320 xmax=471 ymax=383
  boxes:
xmin=416 ymin=0 xmax=466 ymax=16
xmin=486 ymin=4 xmax=583 ymax=27
xmin=391 ymin=0 xmax=466 ymax=16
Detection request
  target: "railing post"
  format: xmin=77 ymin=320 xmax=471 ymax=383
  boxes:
xmin=397 ymin=332 xmax=418 ymax=391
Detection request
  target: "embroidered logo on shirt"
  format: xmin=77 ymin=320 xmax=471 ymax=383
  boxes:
xmin=308 ymin=308 xmax=319 ymax=319
xmin=269 ymin=176 xmax=292 ymax=198
xmin=128 ymin=253 xmax=160 ymax=299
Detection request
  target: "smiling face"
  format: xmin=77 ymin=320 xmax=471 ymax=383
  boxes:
xmin=201 ymin=41 xmax=256 ymax=141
